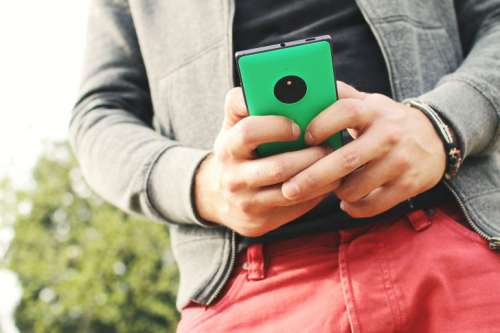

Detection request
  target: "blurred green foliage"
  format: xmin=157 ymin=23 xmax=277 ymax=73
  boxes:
xmin=4 ymin=142 xmax=180 ymax=332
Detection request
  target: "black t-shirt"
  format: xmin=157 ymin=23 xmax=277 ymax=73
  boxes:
xmin=232 ymin=0 xmax=448 ymax=247
xmin=233 ymin=0 xmax=392 ymax=96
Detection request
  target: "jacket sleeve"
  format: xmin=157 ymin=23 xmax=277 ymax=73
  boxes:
xmin=418 ymin=0 xmax=500 ymax=158
xmin=68 ymin=0 xmax=214 ymax=227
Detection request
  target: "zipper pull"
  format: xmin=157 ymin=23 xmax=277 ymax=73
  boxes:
xmin=488 ymin=237 xmax=500 ymax=251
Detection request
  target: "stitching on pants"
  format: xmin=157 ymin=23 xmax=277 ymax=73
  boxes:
xmin=338 ymin=241 xmax=361 ymax=333
xmin=376 ymin=241 xmax=404 ymax=332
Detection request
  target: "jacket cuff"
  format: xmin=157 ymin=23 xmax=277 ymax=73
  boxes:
xmin=146 ymin=145 xmax=216 ymax=227
xmin=417 ymin=79 xmax=498 ymax=158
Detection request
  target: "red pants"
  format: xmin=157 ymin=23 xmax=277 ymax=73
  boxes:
xmin=177 ymin=207 xmax=500 ymax=333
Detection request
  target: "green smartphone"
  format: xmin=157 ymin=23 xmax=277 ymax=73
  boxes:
xmin=235 ymin=35 xmax=342 ymax=157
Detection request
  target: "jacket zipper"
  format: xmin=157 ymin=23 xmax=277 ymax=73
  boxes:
xmin=205 ymin=0 xmax=238 ymax=306
xmin=356 ymin=0 xmax=500 ymax=251
xmin=443 ymin=181 xmax=500 ymax=251
xmin=206 ymin=230 xmax=237 ymax=305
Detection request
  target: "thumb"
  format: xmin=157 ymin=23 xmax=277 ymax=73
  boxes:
xmin=223 ymin=87 xmax=248 ymax=129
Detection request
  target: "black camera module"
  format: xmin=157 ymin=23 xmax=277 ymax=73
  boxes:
xmin=274 ymin=75 xmax=307 ymax=104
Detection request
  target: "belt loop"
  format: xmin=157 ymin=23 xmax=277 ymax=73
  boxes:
xmin=243 ymin=243 xmax=265 ymax=281
xmin=406 ymin=209 xmax=432 ymax=232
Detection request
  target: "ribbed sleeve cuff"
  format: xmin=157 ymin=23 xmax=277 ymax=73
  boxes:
xmin=417 ymin=79 xmax=498 ymax=158
xmin=146 ymin=145 xmax=215 ymax=227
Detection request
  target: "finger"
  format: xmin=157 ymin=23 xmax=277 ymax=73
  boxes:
xmin=336 ymin=81 xmax=368 ymax=100
xmin=239 ymin=195 xmax=326 ymax=237
xmin=232 ymin=184 xmax=326 ymax=214
xmin=224 ymin=115 xmax=301 ymax=160
xmin=305 ymin=98 xmax=374 ymax=145
xmin=268 ymin=195 xmax=326 ymax=227
xmin=255 ymin=179 xmax=339 ymax=209
xmin=239 ymin=186 xmax=287 ymax=213
xmin=239 ymin=146 xmax=331 ymax=188
xmin=335 ymin=151 xmax=410 ymax=203
xmin=275 ymin=180 xmax=340 ymax=207
xmin=223 ymin=87 xmax=248 ymax=129
xmin=239 ymin=178 xmax=337 ymax=214
xmin=340 ymin=179 xmax=417 ymax=218
xmin=282 ymin=126 xmax=394 ymax=200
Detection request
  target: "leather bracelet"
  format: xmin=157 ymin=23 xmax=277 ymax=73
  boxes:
xmin=403 ymin=99 xmax=463 ymax=180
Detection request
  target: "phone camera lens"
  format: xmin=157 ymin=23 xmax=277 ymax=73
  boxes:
xmin=274 ymin=75 xmax=307 ymax=104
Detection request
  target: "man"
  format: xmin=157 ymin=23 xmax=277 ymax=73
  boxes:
xmin=70 ymin=0 xmax=500 ymax=331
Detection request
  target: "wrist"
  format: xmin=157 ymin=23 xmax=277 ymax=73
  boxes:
xmin=194 ymin=154 xmax=222 ymax=226
xmin=404 ymin=99 xmax=463 ymax=179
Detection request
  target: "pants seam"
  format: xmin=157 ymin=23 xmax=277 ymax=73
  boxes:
xmin=339 ymin=241 xmax=360 ymax=333
xmin=376 ymin=240 xmax=403 ymax=332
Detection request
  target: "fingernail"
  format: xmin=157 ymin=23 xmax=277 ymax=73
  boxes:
xmin=283 ymin=182 xmax=300 ymax=199
xmin=305 ymin=130 xmax=315 ymax=145
xmin=339 ymin=201 xmax=346 ymax=211
xmin=292 ymin=123 xmax=301 ymax=138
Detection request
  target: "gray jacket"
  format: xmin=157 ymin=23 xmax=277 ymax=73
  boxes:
xmin=69 ymin=0 xmax=500 ymax=311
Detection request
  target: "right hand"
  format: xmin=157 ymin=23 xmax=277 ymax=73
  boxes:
xmin=194 ymin=87 xmax=340 ymax=237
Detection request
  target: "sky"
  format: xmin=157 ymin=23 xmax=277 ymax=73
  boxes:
xmin=0 ymin=1 xmax=89 ymax=332
xmin=0 ymin=0 xmax=89 ymax=189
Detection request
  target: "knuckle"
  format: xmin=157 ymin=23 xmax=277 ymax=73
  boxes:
xmin=365 ymin=93 xmax=387 ymax=106
xmin=235 ymin=120 xmax=255 ymax=147
xmin=386 ymin=132 xmax=400 ymax=147
xmin=345 ymin=100 xmax=363 ymax=123
xmin=235 ymin=198 xmax=255 ymax=215
xmin=398 ymin=177 xmax=418 ymax=193
xmin=227 ymin=179 xmax=243 ymax=193
xmin=394 ymin=153 xmax=411 ymax=171
xmin=268 ymin=161 xmax=286 ymax=181
xmin=385 ymin=127 xmax=402 ymax=146
xmin=339 ymin=149 xmax=361 ymax=172
xmin=301 ymin=172 xmax=317 ymax=189
xmin=222 ymin=173 xmax=244 ymax=193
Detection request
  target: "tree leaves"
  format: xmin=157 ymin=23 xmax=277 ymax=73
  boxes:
xmin=5 ymin=142 xmax=180 ymax=333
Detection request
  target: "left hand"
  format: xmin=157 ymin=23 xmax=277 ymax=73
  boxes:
xmin=281 ymin=81 xmax=447 ymax=218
